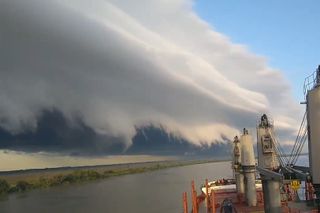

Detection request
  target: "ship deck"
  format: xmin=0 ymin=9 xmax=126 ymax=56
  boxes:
xmin=192 ymin=180 xmax=319 ymax=213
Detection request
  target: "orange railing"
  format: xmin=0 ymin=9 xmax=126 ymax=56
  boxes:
xmin=182 ymin=179 xmax=218 ymax=213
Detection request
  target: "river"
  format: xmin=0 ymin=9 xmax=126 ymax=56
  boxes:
xmin=0 ymin=161 xmax=232 ymax=213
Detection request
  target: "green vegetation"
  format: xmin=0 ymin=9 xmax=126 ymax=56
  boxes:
xmin=0 ymin=159 xmax=223 ymax=195
xmin=0 ymin=179 xmax=10 ymax=194
xmin=10 ymin=181 xmax=33 ymax=192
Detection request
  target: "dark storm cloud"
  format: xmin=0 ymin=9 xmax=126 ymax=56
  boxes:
xmin=0 ymin=110 xmax=232 ymax=156
xmin=0 ymin=110 xmax=126 ymax=155
xmin=0 ymin=0 xmax=302 ymax=152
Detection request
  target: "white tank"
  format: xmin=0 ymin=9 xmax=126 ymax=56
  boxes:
xmin=241 ymin=132 xmax=255 ymax=166
xmin=245 ymin=172 xmax=257 ymax=206
xmin=307 ymin=86 xmax=320 ymax=184
xmin=240 ymin=129 xmax=257 ymax=206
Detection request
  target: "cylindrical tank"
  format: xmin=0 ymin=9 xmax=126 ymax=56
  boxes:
xmin=307 ymin=85 xmax=320 ymax=185
xmin=262 ymin=179 xmax=281 ymax=213
xmin=241 ymin=132 xmax=255 ymax=167
xmin=235 ymin=172 xmax=244 ymax=194
xmin=244 ymin=170 xmax=257 ymax=206
xmin=240 ymin=130 xmax=257 ymax=207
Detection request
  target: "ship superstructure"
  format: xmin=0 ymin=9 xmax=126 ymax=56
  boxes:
xmin=182 ymin=65 xmax=320 ymax=213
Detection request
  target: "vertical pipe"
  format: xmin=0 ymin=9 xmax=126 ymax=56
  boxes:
xmin=305 ymin=181 xmax=309 ymax=201
xmin=236 ymin=172 xmax=245 ymax=203
xmin=183 ymin=192 xmax=188 ymax=213
xmin=191 ymin=181 xmax=195 ymax=213
xmin=211 ymin=189 xmax=216 ymax=213
xmin=194 ymin=190 xmax=198 ymax=213
xmin=244 ymin=169 xmax=257 ymax=206
xmin=192 ymin=180 xmax=198 ymax=213
xmin=186 ymin=192 xmax=188 ymax=213
xmin=206 ymin=179 xmax=209 ymax=213
xmin=262 ymin=179 xmax=281 ymax=213
xmin=241 ymin=130 xmax=257 ymax=206
xmin=191 ymin=180 xmax=195 ymax=212
xmin=236 ymin=172 xmax=245 ymax=194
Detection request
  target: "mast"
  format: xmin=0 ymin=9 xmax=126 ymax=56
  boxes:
xmin=256 ymin=114 xmax=280 ymax=171
xmin=257 ymin=114 xmax=281 ymax=213
xmin=233 ymin=136 xmax=244 ymax=196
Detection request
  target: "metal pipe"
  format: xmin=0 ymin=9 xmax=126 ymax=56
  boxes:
xmin=211 ymin=189 xmax=216 ymax=213
xmin=191 ymin=181 xmax=195 ymax=213
xmin=262 ymin=179 xmax=281 ymax=213
xmin=206 ymin=179 xmax=209 ymax=213
xmin=305 ymin=181 xmax=309 ymax=201
xmin=191 ymin=180 xmax=198 ymax=213
xmin=183 ymin=192 xmax=188 ymax=213
xmin=235 ymin=171 xmax=244 ymax=195
xmin=243 ymin=166 xmax=257 ymax=206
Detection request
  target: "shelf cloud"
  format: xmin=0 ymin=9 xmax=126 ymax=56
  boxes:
xmin=0 ymin=0 xmax=302 ymax=151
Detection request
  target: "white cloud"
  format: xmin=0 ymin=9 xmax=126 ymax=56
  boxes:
xmin=0 ymin=0 xmax=302 ymax=146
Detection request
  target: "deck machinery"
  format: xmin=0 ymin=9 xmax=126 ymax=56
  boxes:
xmin=182 ymin=65 xmax=320 ymax=213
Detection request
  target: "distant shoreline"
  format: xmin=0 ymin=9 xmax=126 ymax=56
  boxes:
xmin=0 ymin=157 xmax=230 ymax=175
xmin=0 ymin=157 xmax=230 ymax=195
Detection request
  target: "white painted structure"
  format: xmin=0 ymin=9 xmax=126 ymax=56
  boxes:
xmin=256 ymin=114 xmax=281 ymax=213
xmin=233 ymin=136 xmax=244 ymax=194
xmin=240 ymin=129 xmax=257 ymax=207
xmin=256 ymin=115 xmax=280 ymax=171
xmin=307 ymin=81 xmax=320 ymax=185
xmin=241 ymin=131 xmax=255 ymax=167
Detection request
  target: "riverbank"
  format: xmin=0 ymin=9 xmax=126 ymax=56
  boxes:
xmin=0 ymin=158 xmax=229 ymax=195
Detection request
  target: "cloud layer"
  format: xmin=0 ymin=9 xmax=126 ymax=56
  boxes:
xmin=0 ymin=0 xmax=302 ymax=149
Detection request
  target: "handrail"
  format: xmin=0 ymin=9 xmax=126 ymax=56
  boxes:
xmin=303 ymin=65 xmax=320 ymax=97
xmin=303 ymin=70 xmax=317 ymax=97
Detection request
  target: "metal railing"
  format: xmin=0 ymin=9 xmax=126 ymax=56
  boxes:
xmin=303 ymin=66 xmax=320 ymax=96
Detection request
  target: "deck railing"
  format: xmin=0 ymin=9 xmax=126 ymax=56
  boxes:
xmin=303 ymin=69 xmax=318 ymax=97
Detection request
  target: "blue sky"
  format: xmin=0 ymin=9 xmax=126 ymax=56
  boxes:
xmin=194 ymin=0 xmax=320 ymax=101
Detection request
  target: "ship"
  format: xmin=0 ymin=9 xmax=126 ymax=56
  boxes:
xmin=182 ymin=65 xmax=320 ymax=213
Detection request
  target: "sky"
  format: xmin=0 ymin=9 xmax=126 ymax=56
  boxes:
xmin=194 ymin=0 xmax=320 ymax=101
xmin=0 ymin=0 xmax=314 ymax=169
